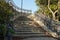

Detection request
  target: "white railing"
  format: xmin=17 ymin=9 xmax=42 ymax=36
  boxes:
xmin=5 ymin=0 xmax=32 ymax=21
xmin=5 ymin=0 xmax=32 ymax=13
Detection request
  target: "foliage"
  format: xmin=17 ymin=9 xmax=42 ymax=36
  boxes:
xmin=0 ymin=24 xmax=6 ymax=36
xmin=0 ymin=1 xmax=13 ymax=23
xmin=50 ymin=5 xmax=57 ymax=11
xmin=35 ymin=0 xmax=58 ymax=20
xmin=0 ymin=0 xmax=14 ymax=36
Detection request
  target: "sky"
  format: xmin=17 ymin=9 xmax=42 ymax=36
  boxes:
xmin=13 ymin=0 xmax=38 ymax=13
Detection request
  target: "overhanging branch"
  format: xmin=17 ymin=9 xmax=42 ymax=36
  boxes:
xmin=54 ymin=10 xmax=58 ymax=14
xmin=48 ymin=0 xmax=54 ymax=14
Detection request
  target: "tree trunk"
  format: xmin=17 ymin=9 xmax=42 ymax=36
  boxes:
xmin=58 ymin=0 xmax=60 ymax=21
xmin=48 ymin=0 xmax=55 ymax=20
xmin=48 ymin=0 xmax=58 ymax=20
xmin=52 ymin=13 xmax=55 ymax=20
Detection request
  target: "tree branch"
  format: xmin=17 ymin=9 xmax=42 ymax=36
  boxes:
xmin=48 ymin=0 xmax=54 ymax=14
xmin=54 ymin=10 xmax=58 ymax=14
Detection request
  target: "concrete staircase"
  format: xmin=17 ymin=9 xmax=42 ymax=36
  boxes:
xmin=13 ymin=16 xmax=49 ymax=37
xmin=13 ymin=16 xmax=45 ymax=32
xmin=12 ymin=13 xmax=58 ymax=38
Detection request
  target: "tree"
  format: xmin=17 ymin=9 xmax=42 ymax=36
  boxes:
xmin=0 ymin=0 xmax=14 ymax=37
xmin=35 ymin=0 xmax=59 ymax=21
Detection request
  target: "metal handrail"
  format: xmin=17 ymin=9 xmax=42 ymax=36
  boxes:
xmin=5 ymin=0 xmax=32 ymax=13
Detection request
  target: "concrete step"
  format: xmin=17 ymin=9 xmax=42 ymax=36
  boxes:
xmin=13 ymin=32 xmax=47 ymax=37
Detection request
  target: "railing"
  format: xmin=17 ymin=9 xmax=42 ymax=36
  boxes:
xmin=5 ymin=0 xmax=32 ymax=21
xmin=6 ymin=0 xmax=32 ymax=13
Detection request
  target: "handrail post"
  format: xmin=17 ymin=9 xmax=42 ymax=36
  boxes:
xmin=21 ymin=0 xmax=23 ymax=16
